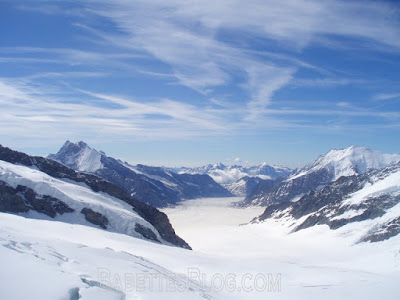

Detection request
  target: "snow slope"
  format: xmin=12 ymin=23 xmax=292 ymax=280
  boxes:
xmin=0 ymin=214 xmax=212 ymax=300
xmin=0 ymin=160 xmax=165 ymax=244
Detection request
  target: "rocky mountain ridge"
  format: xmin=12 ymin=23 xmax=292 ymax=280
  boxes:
xmin=48 ymin=141 xmax=233 ymax=207
xmin=254 ymin=161 xmax=400 ymax=243
xmin=0 ymin=144 xmax=190 ymax=249
xmin=243 ymin=146 xmax=400 ymax=206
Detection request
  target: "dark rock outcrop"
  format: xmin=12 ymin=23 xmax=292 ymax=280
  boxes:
xmin=0 ymin=181 xmax=30 ymax=213
xmin=360 ymin=216 xmax=400 ymax=243
xmin=135 ymin=224 xmax=160 ymax=243
xmin=0 ymin=181 xmax=74 ymax=217
xmin=128 ymin=199 xmax=191 ymax=249
xmin=81 ymin=208 xmax=109 ymax=229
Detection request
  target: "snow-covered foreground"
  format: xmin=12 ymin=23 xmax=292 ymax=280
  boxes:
xmin=0 ymin=197 xmax=399 ymax=299
xmin=0 ymin=213 xmax=211 ymax=300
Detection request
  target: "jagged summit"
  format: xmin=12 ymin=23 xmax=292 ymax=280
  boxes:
xmin=244 ymin=145 xmax=400 ymax=206
xmin=61 ymin=140 xmax=90 ymax=151
xmin=292 ymin=145 xmax=400 ymax=181
xmin=49 ymin=140 xmax=103 ymax=173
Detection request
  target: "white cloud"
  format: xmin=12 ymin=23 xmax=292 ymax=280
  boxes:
xmin=291 ymin=78 xmax=367 ymax=88
xmin=374 ymin=92 xmax=400 ymax=101
xmin=0 ymin=78 xmax=238 ymax=146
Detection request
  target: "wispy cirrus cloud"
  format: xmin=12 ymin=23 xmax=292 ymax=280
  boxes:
xmin=1 ymin=74 xmax=397 ymax=146
xmin=78 ymin=0 xmax=400 ymax=118
xmin=1 ymin=0 xmax=399 ymax=155
xmin=0 ymin=46 xmax=146 ymax=66
xmin=374 ymin=92 xmax=400 ymax=101
xmin=290 ymin=78 xmax=368 ymax=88
xmin=0 ymin=77 xmax=240 ymax=145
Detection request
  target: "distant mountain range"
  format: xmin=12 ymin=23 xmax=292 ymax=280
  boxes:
xmin=172 ymin=162 xmax=291 ymax=183
xmin=241 ymin=146 xmax=400 ymax=206
xmin=0 ymin=144 xmax=190 ymax=249
xmin=170 ymin=162 xmax=291 ymax=196
xmin=48 ymin=141 xmax=233 ymax=207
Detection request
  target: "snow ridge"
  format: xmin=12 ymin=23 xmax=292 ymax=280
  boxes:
xmin=175 ymin=163 xmax=291 ymax=184
xmin=292 ymin=146 xmax=400 ymax=181
xmin=0 ymin=160 xmax=166 ymax=244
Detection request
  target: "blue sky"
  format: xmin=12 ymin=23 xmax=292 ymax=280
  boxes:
xmin=0 ymin=0 xmax=400 ymax=167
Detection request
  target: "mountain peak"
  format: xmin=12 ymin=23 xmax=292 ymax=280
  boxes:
xmin=76 ymin=140 xmax=89 ymax=149
xmin=59 ymin=140 xmax=90 ymax=152
xmin=213 ymin=162 xmax=226 ymax=169
xmin=49 ymin=140 xmax=103 ymax=173
xmin=301 ymin=145 xmax=400 ymax=181
xmin=325 ymin=145 xmax=368 ymax=156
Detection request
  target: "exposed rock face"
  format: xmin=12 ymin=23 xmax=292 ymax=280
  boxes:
xmin=0 ymin=181 xmax=30 ymax=213
xmin=81 ymin=208 xmax=109 ymax=229
xmin=135 ymin=224 xmax=160 ymax=243
xmin=49 ymin=141 xmax=233 ymax=207
xmin=245 ymin=168 xmax=334 ymax=206
xmin=0 ymin=181 xmax=74 ymax=217
xmin=128 ymin=199 xmax=191 ymax=249
xmin=254 ymin=162 xmax=400 ymax=243
xmin=0 ymin=144 xmax=191 ymax=249
xmin=360 ymin=216 xmax=400 ymax=243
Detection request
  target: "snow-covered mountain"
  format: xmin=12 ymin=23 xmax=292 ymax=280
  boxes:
xmin=174 ymin=162 xmax=291 ymax=184
xmin=223 ymin=176 xmax=277 ymax=197
xmin=292 ymin=145 xmax=400 ymax=181
xmin=48 ymin=141 xmax=232 ymax=207
xmin=243 ymin=146 xmax=400 ymax=206
xmin=0 ymin=144 xmax=190 ymax=249
xmin=254 ymin=161 xmax=400 ymax=243
xmin=171 ymin=162 xmax=291 ymax=196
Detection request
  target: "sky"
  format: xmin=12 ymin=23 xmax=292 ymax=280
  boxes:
xmin=0 ymin=0 xmax=400 ymax=168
